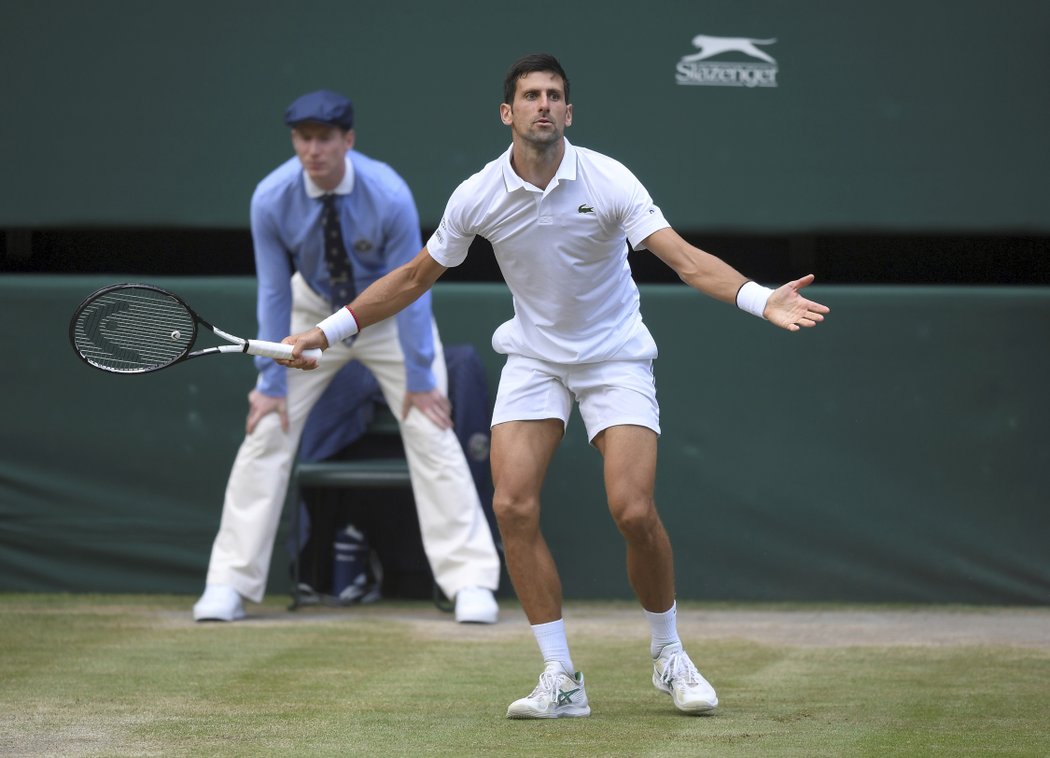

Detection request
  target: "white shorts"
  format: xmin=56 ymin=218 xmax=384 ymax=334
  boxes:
xmin=491 ymin=355 xmax=660 ymax=443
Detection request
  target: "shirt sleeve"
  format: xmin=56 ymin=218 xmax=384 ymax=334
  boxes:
xmin=385 ymin=183 xmax=436 ymax=393
xmin=617 ymin=169 xmax=670 ymax=251
xmin=425 ymin=181 xmax=476 ymax=268
xmin=250 ymin=197 xmax=294 ymax=397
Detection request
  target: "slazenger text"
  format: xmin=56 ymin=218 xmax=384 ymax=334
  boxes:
xmin=675 ymin=61 xmax=778 ymax=88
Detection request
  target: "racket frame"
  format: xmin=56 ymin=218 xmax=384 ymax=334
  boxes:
xmin=69 ymin=282 xmax=319 ymax=374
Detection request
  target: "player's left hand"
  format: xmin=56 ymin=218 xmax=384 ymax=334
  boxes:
xmin=403 ymin=388 xmax=454 ymax=430
xmin=765 ymin=274 xmax=830 ymax=331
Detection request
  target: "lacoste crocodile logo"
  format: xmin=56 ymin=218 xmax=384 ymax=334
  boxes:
xmin=577 ymin=204 xmax=594 ymax=214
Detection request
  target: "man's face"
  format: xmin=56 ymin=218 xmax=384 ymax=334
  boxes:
xmin=290 ymin=122 xmax=355 ymax=189
xmin=500 ymin=70 xmax=572 ymax=147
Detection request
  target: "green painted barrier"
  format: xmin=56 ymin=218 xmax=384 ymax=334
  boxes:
xmin=3 ymin=275 xmax=1048 ymax=603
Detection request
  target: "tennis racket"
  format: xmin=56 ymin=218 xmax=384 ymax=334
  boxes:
xmin=69 ymin=283 xmax=322 ymax=374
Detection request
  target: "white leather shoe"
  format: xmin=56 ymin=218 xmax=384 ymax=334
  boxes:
xmin=454 ymin=586 xmax=498 ymax=624
xmin=192 ymin=584 xmax=246 ymax=622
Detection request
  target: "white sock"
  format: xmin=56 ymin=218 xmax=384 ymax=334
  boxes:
xmin=531 ymin=618 xmax=574 ymax=674
xmin=645 ymin=601 xmax=680 ymax=658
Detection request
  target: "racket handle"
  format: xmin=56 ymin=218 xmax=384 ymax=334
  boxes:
xmin=245 ymin=339 xmax=323 ymax=363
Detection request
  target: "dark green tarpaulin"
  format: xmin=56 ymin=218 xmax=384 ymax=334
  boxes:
xmin=2 ymin=276 xmax=1047 ymax=603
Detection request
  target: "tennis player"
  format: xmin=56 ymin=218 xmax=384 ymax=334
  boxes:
xmin=280 ymin=54 xmax=830 ymax=718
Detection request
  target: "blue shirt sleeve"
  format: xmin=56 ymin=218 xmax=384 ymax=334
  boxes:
xmin=250 ymin=196 xmax=294 ymax=397
xmin=385 ymin=183 xmax=436 ymax=393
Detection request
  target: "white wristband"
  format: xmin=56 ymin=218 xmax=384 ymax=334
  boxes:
xmin=317 ymin=306 xmax=360 ymax=345
xmin=736 ymin=281 xmax=773 ymax=319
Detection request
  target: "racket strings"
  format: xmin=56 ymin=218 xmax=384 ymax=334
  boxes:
xmin=73 ymin=289 xmax=195 ymax=372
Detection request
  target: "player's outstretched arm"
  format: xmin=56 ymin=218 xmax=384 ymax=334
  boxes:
xmin=645 ymin=228 xmax=748 ymax=304
xmin=643 ymin=228 xmax=829 ymax=330
xmin=280 ymin=247 xmax=447 ymax=370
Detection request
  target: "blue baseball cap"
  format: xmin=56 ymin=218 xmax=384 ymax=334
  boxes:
xmin=284 ymin=90 xmax=354 ymax=130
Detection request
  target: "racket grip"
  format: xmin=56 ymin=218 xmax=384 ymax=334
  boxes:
xmin=245 ymin=340 xmax=323 ymax=363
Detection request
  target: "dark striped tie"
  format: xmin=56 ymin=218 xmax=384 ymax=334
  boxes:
xmin=322 ymin=194 xmax=356 ymax=309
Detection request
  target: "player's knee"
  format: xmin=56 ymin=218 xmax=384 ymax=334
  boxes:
xmin=610 ymin=497 xmax=660 ymax=540
xmin=492 ymin=490 xmax=540 ymax=533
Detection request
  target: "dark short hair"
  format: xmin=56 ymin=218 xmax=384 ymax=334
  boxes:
xmin=502 ymin=53 xmax=570 ymax=105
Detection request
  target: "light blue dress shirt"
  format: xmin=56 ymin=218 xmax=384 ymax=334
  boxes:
xmin=249 ymin=150 xmax=434 ymax=397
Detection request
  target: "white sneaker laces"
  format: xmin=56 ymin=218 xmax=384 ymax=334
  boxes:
xmin=531 ymin=670 xmax=560 ymax=703
xmin=661 ymin=649 xmax=702 ymax=687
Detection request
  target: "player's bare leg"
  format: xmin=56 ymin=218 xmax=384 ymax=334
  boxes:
xmin=593 ymin=424 xmax=675 ymax=612
xmin=490 ymin=419 xmax=565 ymax=624
xmin=494 ymin=418 xmax=592 ymax=718
xmin=595 ymin=423 xmax=718 ymax=714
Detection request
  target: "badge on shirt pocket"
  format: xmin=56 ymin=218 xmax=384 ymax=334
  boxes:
xmin=352 ymin=238 xmax=384 ymax=271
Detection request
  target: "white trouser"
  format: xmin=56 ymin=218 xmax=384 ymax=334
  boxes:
xmin=205 ymin=274 xmax=500 ymax=603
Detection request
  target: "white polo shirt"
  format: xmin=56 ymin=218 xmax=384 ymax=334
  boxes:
xmin=427 ymin=139 xmax=670 ymax=364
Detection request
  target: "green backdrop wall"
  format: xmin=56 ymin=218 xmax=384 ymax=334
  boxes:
xmin=2 ymin=276 xmax=1047 ymax=604
xmin=2 ymin=0 xmax=1048 ymax=233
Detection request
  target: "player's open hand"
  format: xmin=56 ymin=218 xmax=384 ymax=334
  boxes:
xmin=278 ymin=327 xmax=329 ymax=370
xmin=765 ymin=274 xmax=830 ymax=331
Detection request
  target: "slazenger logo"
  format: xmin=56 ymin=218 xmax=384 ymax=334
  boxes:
xmin=675 ymin=33 xmax=778 ymax=88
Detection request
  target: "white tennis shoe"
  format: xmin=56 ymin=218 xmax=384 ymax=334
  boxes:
xmin=652 ymin=643 xmax=718 ymax=714
xmin=454 ymin=586 xmax=498 ymax=624
xmin=192 ymin=584 xmax=246 ymax=622
xmin=506 ymin=662 xmax=591 ymax=719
